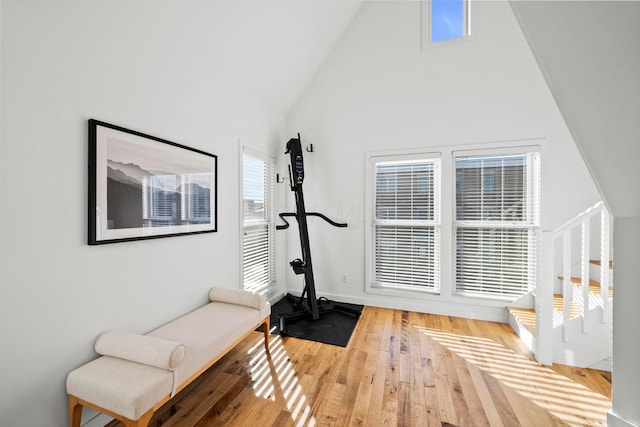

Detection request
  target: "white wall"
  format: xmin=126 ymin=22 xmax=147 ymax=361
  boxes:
xmin=610 ymin=217 xmax=640 ymax=427
xmin=283 ymin=1 xmax=601 ymax=320
xmin=0 ymin=0 xmax=367 ymax=425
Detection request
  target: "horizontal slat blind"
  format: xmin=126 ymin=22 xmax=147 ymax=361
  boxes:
xmin=376 ymin=161 xmax=437 ymax=221
xmin=243 ymin=224 xmax=272 ymax=295
xmin=455 ymin=227 xmax=534 ymax=296
xmin=454 ymin=153 xmax=539 ymax=297
xmin=242 ymin=152 xmax=275 ymax=297
xmin=243 ymin=155 xmax=268 ymax=223
xmin=375 ymin=225 xmax=439 ymax=288
xmin=373 ymin=159 xmax=440 ymax=291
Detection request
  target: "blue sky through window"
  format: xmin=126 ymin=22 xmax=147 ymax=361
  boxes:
xmin=431 ymin=0 xmax=465 ymax=43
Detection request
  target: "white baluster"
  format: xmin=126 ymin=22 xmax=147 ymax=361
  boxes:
xmin=600 ymin=209 xmax=611 ymax=323
xmin=581 ymin=221 xmax=590 ymax=332
xmin=563 ymin=230 xmax=571 ymax=343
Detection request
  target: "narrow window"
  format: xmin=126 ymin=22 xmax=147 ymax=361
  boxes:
xmin=370 ymin=156 xmax=441 ymax=292
xmin=454 ymin=151 xmax=540 ymax=297
xmin=423 ymin=0 xmax=471 ymax=45
xmin=242 ymin=150 xmax=276 ymax=297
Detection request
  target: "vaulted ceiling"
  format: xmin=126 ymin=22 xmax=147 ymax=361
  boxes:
xmin=266 ymin=0 xmax=639 ymax=217
xmin=510 ymin=1 xmax=640 ymax=217
xmin=202 ymin=0 xmax=364 ymax=115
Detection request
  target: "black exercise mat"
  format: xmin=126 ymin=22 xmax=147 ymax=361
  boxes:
xmin=263 ymin=295 xmax=363 ymax=347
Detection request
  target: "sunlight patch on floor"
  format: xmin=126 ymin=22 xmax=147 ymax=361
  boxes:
xmin=415 ymin=325 xmax=611 ymax=426
xmin=248 ymin=329 xmax=317 ymax=427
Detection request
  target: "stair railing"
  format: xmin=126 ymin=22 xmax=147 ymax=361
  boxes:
xmin=536 ymin=201 xmax=611 ymax=365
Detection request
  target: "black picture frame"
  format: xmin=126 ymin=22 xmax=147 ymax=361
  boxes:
xmin=88 ymin=119 xmax=217 ymax=245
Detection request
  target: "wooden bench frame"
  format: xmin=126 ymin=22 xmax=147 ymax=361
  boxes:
xmin=68 ymin=316 xmax=270 ymax=427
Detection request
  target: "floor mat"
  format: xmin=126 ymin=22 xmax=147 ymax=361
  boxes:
xmin=263 ymin=294 xmax=363 ymax=347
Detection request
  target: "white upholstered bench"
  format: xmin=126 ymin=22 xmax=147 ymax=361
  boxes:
xmin=66 ymin=287 xmax=270 ymax=427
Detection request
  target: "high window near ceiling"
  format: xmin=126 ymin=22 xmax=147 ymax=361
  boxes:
xmin=422 ymin=0 xmax=471 ymax=45
xmin=242 ymin=149 xmax=276 ymax=298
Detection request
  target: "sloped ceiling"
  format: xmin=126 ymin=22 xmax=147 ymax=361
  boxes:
xmin=510 ymin=1 xmax=640 ymax=217
xmin=210 ymin=0 xmax=365 ymax=115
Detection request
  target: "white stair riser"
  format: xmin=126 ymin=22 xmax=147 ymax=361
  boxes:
xmin=552 ymin=308 xmax=612 ymax=368
xmin=508 ymin=290 xmax=612 ymax=369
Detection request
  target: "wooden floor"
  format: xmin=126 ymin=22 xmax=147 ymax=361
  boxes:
xmin=108 ymin=306 xmax=611 ymax=427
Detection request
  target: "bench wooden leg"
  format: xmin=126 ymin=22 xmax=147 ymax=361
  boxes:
xmin=69 ymin=394 xmax=153 ymax=427
xmin=122 ymin=408 xmax=153 ymax=427
xmin=68 ymin=395 xmax=83 ymax=427
xmin=263 ymin=316 xmax=270 ymax=351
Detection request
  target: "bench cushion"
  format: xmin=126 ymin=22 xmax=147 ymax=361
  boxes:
xmin=149 ymin=301 xmax=261 ymax=390
xmin=95 ymin=331 xmax=186 ymax=370
xmin=66 ymin=356 xmax=173 ymax=420
xmin=208 ymin=287 xmax=266 ymax=309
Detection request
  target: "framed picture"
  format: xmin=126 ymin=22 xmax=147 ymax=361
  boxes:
xmin=88 ymin=119 xmax=217 ymax=245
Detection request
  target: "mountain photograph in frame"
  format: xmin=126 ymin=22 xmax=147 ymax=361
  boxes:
xmin=88 ymin=119 xmax=217 ymax=244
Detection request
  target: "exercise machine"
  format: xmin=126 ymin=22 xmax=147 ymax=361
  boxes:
xmin=276 ymin=134 xmax=361 ymax=334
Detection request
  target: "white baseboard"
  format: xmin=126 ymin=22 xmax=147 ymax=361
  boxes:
xmin=607 ymin=411 xmax=639 ymax=427
xmin=282 ymin=288 xmax=507 ymax=323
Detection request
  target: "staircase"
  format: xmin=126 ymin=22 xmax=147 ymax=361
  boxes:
xmin=506 ymin=202 xmax=613 ymax=370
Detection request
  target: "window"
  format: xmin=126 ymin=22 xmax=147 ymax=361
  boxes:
xmin=370 ymin=155 xmax=441 ymax=292
xmin=454 ymin=151 xmax=540 ymax=297
xmin=242 ymin=150 xmax=276 ymax=297
xmin=423 ymin=0 xmax=471 ymax=45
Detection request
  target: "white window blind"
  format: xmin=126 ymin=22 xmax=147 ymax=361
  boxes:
xmin=242 ymin=152 xmax=275 ymax=297
xmin=373 ymin=158 xmax=441 ymax=291
xmin=454 ymin=152 xmax=540 ymax=297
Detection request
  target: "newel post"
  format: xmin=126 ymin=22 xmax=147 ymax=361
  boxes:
xmin=536 ymin=231 xmax=555 ymax=365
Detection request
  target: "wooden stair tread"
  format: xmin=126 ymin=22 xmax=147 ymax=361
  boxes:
xmin=590 ymin=259 xmax=613 ymax=269
xmin=553 ymin=294 xmax=583 ymax=319
xmin=558 ymin=276 xmax=614 ymax=299
xmin=507 ymin=295 xmax=582 ymax=337
xmin=506 ymin=306 xmax=537 ymax=335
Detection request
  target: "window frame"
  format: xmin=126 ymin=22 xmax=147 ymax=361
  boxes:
xmin=452 ymin=146 xmax=541 ymax=299
xmin=240 ymin=147 xmax=276 ymax=298
xmin=421 ymin=0 xmax=473 ymax=48
xmin=365 ymin=151 xmax=442 ymax=295
xmin=365 ymin=142 xmax=542 ymax=305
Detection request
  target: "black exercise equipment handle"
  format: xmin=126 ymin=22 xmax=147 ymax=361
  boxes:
xmin=276 ymin=211 xmax=347 ymax=230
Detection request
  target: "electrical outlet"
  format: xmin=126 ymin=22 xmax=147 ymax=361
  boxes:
xmin=340 ymin=273 xmax=348 ymax=284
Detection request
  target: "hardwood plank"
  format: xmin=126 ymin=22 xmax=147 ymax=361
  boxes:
xmin=314 ymin=381 xmax=347 ymax=426
xmin=451 ymin=343 xmax=491 ymax=426
xmin=106 ymin=308 xmax=611 ymax=427
xmin=429 ymin=332 xmax=458 ymax=425
xmin=366 ymin=349 xmax=388 ymax=426
xmin=335 ymin=350 xmax=367 ymax=423
xmin=407 ymin=311 xmax=427 ymax=422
